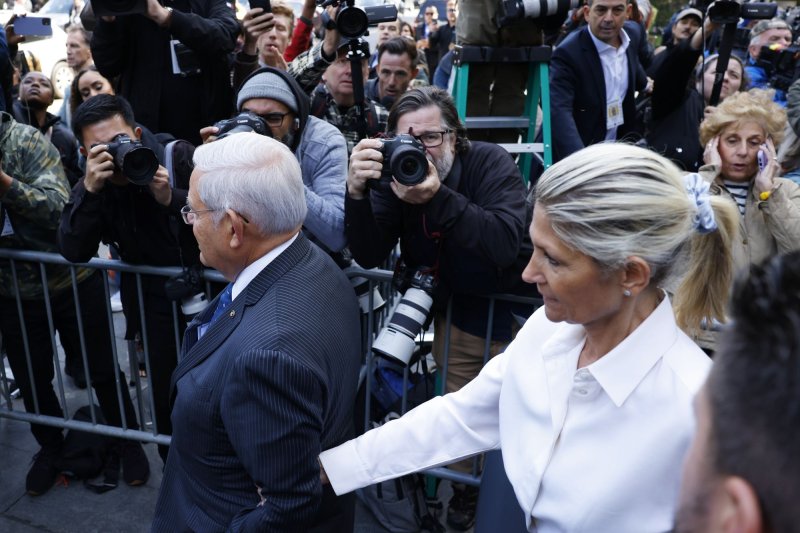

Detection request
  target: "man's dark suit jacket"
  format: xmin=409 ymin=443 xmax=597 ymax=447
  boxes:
xmin=151 ymin=234 xmax=361 ymax=532
xmin=550 ymin=25 xmax=647 ymax=162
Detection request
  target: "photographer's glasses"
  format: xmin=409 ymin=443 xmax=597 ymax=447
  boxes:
xmin=260 ymin=112 xmax=290 ymax=127
xmin=181 ymin=205 xmax=220 ymax=225
xmin=412 ymin=130 xmax=451 ymax=148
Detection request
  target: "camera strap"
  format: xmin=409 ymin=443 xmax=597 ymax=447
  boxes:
xmin=709 ymin=22 xmax=737 ymax=106
xmin=420 ymin=214 xmax=443 ymax=283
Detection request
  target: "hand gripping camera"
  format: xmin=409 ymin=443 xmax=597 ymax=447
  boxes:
xmin=376 ymin=134 xmax=429 ymax=187
xmin=101 ymin=134 xmax=159 ymax=186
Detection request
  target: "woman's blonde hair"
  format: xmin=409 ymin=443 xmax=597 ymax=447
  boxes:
xmin=699 ymin=89 xmax=787 ymax=147
xmin=533 ymin=143 xmax=739 ymax=331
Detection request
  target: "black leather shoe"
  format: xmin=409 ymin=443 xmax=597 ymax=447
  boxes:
xmin=26 ymin=444 xmax=62 ymax=496
xmin=446 ymin=484 xmax=479 ymax=531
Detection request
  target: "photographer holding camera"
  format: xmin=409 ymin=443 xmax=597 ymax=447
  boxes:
xmin=746 ymin=18 xmax=793 ymax=106
xmin=90 ymin=0 xmax=239 ymax=145
xmin=204 ymin=66 xmax=349 ymax=253
xmin=58 ymin=94 xmax=201 ymax=463
xmin=346 ymin=86 xmax=533 ymax=530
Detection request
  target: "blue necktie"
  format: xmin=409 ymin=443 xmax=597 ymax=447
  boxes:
xmin=209 ymin=283 xmax=233 ymax=324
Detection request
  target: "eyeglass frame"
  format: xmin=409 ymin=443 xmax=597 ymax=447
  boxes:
xmin=181 ymin=205 xmax=251 ymax=225
xmin=181 ymin=205 xmax=220 ymax=225
xmin=258 ymin=112 xmax=291 ymax=127
xmin=181 ymin=204 xmax=250 ymax=226
xmin=410 ymin=129 xmax=452 ymax=148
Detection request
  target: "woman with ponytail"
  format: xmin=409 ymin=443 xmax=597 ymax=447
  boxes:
xmin=318 ymin=143 xmax=738 ymax=532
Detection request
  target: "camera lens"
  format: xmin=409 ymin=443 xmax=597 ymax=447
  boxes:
xmin=337 ymin=5 xmax=369 ymax=38
xmin=120 ymin=146 xmax=159 ymax=186
xmin=390 ymin=147 xmax=428 ymax=186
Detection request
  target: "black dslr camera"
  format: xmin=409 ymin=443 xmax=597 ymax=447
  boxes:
xmin=164 ymin=264 xmax=209 ymax=318
xmin=316 ymin=0 xmax=397 ymax=39
xmin=213 ymin=111 xmax=272 ymax=139
xmin=377 ymin=134 xmax=429 ymax=187
xmin=101 ymin=134 xmax=159 ymax=186
xmin=756 ymin=45 xmax=800 ymax=92
xmin=690 ymin=0 xmax=776 ymax=24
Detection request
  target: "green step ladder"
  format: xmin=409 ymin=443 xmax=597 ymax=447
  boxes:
xmin=450 ymin=45 xmax=553 ymax=184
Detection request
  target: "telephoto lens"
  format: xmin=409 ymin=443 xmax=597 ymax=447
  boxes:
xmin=498 ymin=0 xmax=579 ymax=26
xmin=372 ymin=288 xmax=434 ymax=365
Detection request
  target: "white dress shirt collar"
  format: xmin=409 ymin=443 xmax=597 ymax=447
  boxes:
xmin=587 ymin=294 xmax=677 ymax=406
xmin=587 ymin=25 xmax=631 ymax=54
xmin=231 ymin=233 xmax=298 ymax=301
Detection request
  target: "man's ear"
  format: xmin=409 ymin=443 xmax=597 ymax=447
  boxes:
xmin=410 ymin=67 xmax=419 ymax=80
xmin=583 ymin=3 xmax=591 ymax=20
xmin=717 ymin=476 xmax=763 ymax=533
xmin=621 ymin=256 xmax=651 ymax=297
xmin=134 ymin=126 xmax=143 ymax=140
xmin=79 ymin=145 xmax=87 ymax=157
xmin=227 ymin=209 xmax=247 ymax=250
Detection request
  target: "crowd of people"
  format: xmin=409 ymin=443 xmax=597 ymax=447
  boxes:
xmin=0 ymin=0 xmax=799 ymax=531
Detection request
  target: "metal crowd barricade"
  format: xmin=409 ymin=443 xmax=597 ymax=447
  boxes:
xmin=0 ymin=250 xmax=542 ymax=489
xmin=0 ymin=249 xmax=225 ymax=446
xmin=344 ymin=265 xmax=543 ymax=487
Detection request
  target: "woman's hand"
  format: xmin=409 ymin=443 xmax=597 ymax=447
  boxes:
xmin=754 ymin=137 xmax=779 ymax=196
xmin=703 ymin=135 xmax=722 ymax=168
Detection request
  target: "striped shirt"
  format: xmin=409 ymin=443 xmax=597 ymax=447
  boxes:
xmin=723 ymin=180 xmax=749 ymax=215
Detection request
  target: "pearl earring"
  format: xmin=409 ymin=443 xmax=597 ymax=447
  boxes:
xmin=623 ymin=289 xmax=632 ymax=297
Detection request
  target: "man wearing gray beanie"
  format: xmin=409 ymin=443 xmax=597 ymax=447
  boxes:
xmin=207 ymin=66 xmax=348 ymax=253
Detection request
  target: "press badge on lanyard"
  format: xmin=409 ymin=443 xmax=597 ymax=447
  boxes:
xmin=606 ymin=99 xmax=623 ymax=130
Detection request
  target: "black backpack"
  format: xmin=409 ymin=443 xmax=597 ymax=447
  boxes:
xmin=354 ymin=360 xmax=445 ymax=532
xmin=55 ymin=404 xmax=111 ymax=480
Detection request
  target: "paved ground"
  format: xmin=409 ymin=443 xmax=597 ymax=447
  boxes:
xmin=0 ymin=306 xmax=465 ymax=532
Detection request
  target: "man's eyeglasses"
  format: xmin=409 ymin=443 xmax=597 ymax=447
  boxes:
xmin=181 ymin=205 xmax=251 ymax=225
xmin=425 ymin=11 xmax=434 ymax=15
xmin=260 ymin=112 xmax=290 ymax=127
xmin=412 ymin=130 xmax=451 ymax=148
xmin=447 ymin=8 xmax=456 ymax=12
xmin=181 ymin=205 xmax=219 ymax=225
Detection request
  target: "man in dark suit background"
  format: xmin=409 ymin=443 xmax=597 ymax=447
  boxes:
xmin=550 ymin=0 xmax=647 ymax=162
xmin=151 ymin=133 xmax=362 ymax=532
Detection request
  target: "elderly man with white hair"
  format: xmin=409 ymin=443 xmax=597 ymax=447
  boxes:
xmin=152 ymin=133 xmax=362 ymax=533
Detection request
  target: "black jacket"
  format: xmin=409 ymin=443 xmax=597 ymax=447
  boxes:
xmin=91 ymin=0 xmax=239 ymax=145
xmin=57 ymin=137 xmax=199 ymax=338
xmin=645 ymin=39 xmax=705 ymax=171
xmin=549 ymin=25 xmax=647 ymax=162
xmin=346 ymin=141 xmax=534 ymax=340
xmin=13 ymin=100 xmax=82 ymax=186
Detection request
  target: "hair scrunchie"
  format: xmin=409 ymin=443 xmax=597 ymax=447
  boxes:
xmin=684 ymin=173 xmax=718 ymax=234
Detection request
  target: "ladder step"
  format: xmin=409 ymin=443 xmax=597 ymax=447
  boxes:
xmin=497 ymin=143 xmax=545 ymax=154
xmin=464 ymin=116 xmax=533 ymax=129
xmin=453 ymin=45 xmax=552 ymax=65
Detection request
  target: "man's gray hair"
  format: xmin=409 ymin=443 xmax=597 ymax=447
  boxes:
xmin=193 ymin=133 xmax=307 ymax=235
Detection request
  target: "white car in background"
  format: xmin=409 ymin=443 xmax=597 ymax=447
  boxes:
xmin=19 ymin=23 xmax=71 ymax=98
xmin=0 ymin=0 xmax=73 ymax=98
